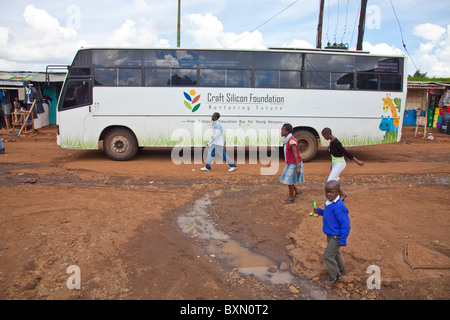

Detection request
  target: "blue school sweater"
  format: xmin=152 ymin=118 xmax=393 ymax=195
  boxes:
xmin=316 ymin=198 xmax=351 ymax=246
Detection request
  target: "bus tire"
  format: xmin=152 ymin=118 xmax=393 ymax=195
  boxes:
xmin=293 ymin=130 xmax=318 ymax=162
xmin=103 ymin=128 xmax=138 ymax=161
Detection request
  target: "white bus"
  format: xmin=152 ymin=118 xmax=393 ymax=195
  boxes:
xmin=56 ymin=47 xmax=407 ymax=161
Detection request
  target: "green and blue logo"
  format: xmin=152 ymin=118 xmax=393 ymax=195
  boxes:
xmin=183 ymin=89 xmax=201 ymax=112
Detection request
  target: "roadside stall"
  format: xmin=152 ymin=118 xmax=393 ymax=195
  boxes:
xmin=0 ymin=71 xmax=65 ymax=134
xmin=405 ymin=81 xmax=450 ymax=135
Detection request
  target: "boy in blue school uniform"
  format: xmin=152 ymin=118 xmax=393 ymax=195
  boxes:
xmin=314 ymin=180 xmax=350 ymax=286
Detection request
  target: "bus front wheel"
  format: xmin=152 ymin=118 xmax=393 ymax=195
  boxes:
xmin=103 ymin=128 xmax=138 ymax=161
xmin=293 ymin=130 xmax=318 ymax=162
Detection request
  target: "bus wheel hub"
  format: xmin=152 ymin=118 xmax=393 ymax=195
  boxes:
xmin=111 ymin=137 xmax=128 ymax=153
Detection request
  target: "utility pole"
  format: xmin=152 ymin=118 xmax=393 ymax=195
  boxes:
xmin=316 ymin=0 xmax=325 ymax=49
xmin=356 ymin=0 xmax=368 ymax=51
xmin=177 ymin=0 xmax=181 ymax=47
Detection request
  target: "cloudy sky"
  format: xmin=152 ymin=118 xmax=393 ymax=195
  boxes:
xmin=0 ymin=0 xmax=449 ymax=77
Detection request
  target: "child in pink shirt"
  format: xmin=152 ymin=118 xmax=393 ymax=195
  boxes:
xmin=280 ymin=123 xmax=304 ymax=204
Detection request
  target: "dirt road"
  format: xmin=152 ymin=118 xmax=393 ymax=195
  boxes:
xmin=0 ymin=125 xmax=449 ymax=300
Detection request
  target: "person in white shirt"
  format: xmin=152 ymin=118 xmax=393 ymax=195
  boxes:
xmin=201 ymin=112 xmax=237 ymax=172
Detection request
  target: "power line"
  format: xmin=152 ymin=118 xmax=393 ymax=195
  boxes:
xmin=389 ymin=0 xmax=418 ymax=72
xmin=225 ymin=0 xmax=299 ymax=48
xmin=326 ymin=0 xmax=331 ymax=43
xmin=333 ymin=0 xmax=339 ymax=44
xmin=340 ymin=0 xmax=350 ymax=44
xmin=349 ymin=0 xmax=361 ymax=48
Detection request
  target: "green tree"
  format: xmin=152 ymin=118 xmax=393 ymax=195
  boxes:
xmin=412 ymin=70 xmax=428 ymax=78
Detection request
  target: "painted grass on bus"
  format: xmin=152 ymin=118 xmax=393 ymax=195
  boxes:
xmin=141 ymin=135 xmax=283 ymax=147
xmin=60 ymin=137 xmax=99 ymax=149
xmin=61 ymin=134 xmax=397 ymax=150
xmin=320 ymin=133 xmax=398 ymax=147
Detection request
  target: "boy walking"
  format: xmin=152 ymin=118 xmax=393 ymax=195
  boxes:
xmin=201 ymin=112 xmax=237 ymax=172
xmin=314 ymin=180 xmax=350 ymax=285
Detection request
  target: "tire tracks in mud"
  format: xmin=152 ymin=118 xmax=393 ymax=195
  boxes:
xmin=1 ymin=163 xmax=448 ymax=188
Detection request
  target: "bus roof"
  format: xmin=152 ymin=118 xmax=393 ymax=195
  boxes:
xmin=75 ymin=47 xmax=405 ymax=58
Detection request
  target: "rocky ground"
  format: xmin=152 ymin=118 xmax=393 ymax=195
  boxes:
xmin=0 ymin=125 xmax=449 ymax=302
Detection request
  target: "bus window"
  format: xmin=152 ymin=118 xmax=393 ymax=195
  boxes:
xmin=199 ymin=50 xmax=253 ymax=68
xmin=356 ymin=56 xmax=400 ymax=73
xmin=255 ymin=70 xmax=302 ymax=88
xmin=93 ymin=49 xmax=142 ymax=67
xmin=200 ymin=69 xmax=225 ymax=87
xmin=255 ymin=70 xmax=278 ymax=88
xmin=305 ymin=54 xmax=354 ymax=72
xmin=200 ymin=69 xmax=251 ymax=87
xmin=175 ymin=51 xmax=198 ymax=67
xmin=69 ymin=67 xmax=91 ymax=76
xmin=118 ymin=69 xmax=142 ymax=86
xmin=226 ymin=69 xmax=251 ymax=87
xmin=380 ymin=74 xmax=402 ymax=91
xmin=171 ymin=69 xmax=197 ymax=86
xmin=280 ymin=71 xmax=301 ymax=88
xmin=254 ymin=52 xmax=302 ymax=70
xmin=357 ymin=73 xmax=379 ymax=90
xmin=93 ymin=68 xmax=142 ymax=86
xmin=144 ymin=50 xmax=198 ymax=68
xmin=61 ymin=80 xmax=91 ymax=110
xmin=145 ymin=68 xmax=171 ymax=86
xmin=144 ymin=50 xmax=180 ymax=67
xmin=94 ymin=68 xmax=117 ymax=86
xmin=375 ymin=58 xmax=400 ymax=73
xmin=306 ymin=71 xmax=353 ymax=89
xmin=72 ymin=49 xmax=92 ymax=67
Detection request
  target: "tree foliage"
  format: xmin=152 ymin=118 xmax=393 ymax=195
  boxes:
xmin=408 ymin=69 xmax=450 ymax=82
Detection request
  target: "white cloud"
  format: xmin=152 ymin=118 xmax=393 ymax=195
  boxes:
xmin=413 ymin=23 xmax=446 ymax=44
xmin=184 ymin=13 xmax=224 ymax=48
xmin=0 ymin=4 xmax=173 ymax=71
xmin=282 ymin=39 xmax=314 ymax=49
xmin=360 ymin=42 xmax=404 ymax=56
xmin=184 ymin=13 xmax=265 ymax=49
xmin=412 ymin=23 xmax=450 ymax=77
xmin=106 ymin=19 xmax=170 ymax=48
xmin=24 ymin=5 xmax=62 ymax=32
xmin=133 ymin=0 xmax=151 ymax=12
xmin=0 ymin=5 xmax=86 ymax=70
xmin=0 ymin=26 xmax=10 ymax=47
xmin=223 ymin=30 xmax=265 ymax=49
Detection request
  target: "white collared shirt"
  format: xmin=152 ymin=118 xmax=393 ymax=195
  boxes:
xmin=325 ymin=195 xmax=340 ymax=206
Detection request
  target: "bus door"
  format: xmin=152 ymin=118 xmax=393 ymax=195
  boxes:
xmin=57 ymin=78 xmax=94 ymax=148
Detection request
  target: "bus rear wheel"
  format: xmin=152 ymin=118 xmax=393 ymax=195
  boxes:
xmin=103 ymin=128 xmax=138 ymax=161
xmin=293 ymin=130 xmax=318 ymax=162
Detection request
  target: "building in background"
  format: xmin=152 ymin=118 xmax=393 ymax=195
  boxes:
xmin=0 ymin=71 xmax=66 ymax=127
xmin=404 ymin=81 xmax=450 ymax=127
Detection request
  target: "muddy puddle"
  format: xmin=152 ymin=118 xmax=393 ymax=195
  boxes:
xmin=177 ymin=194 xmax=294 ymax=285
xmin=177 ymin=193 xmax=334 ymax=299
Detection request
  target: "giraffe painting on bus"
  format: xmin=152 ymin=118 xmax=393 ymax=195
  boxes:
xmin=379 ymin=93 xmax=402 ymax=142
